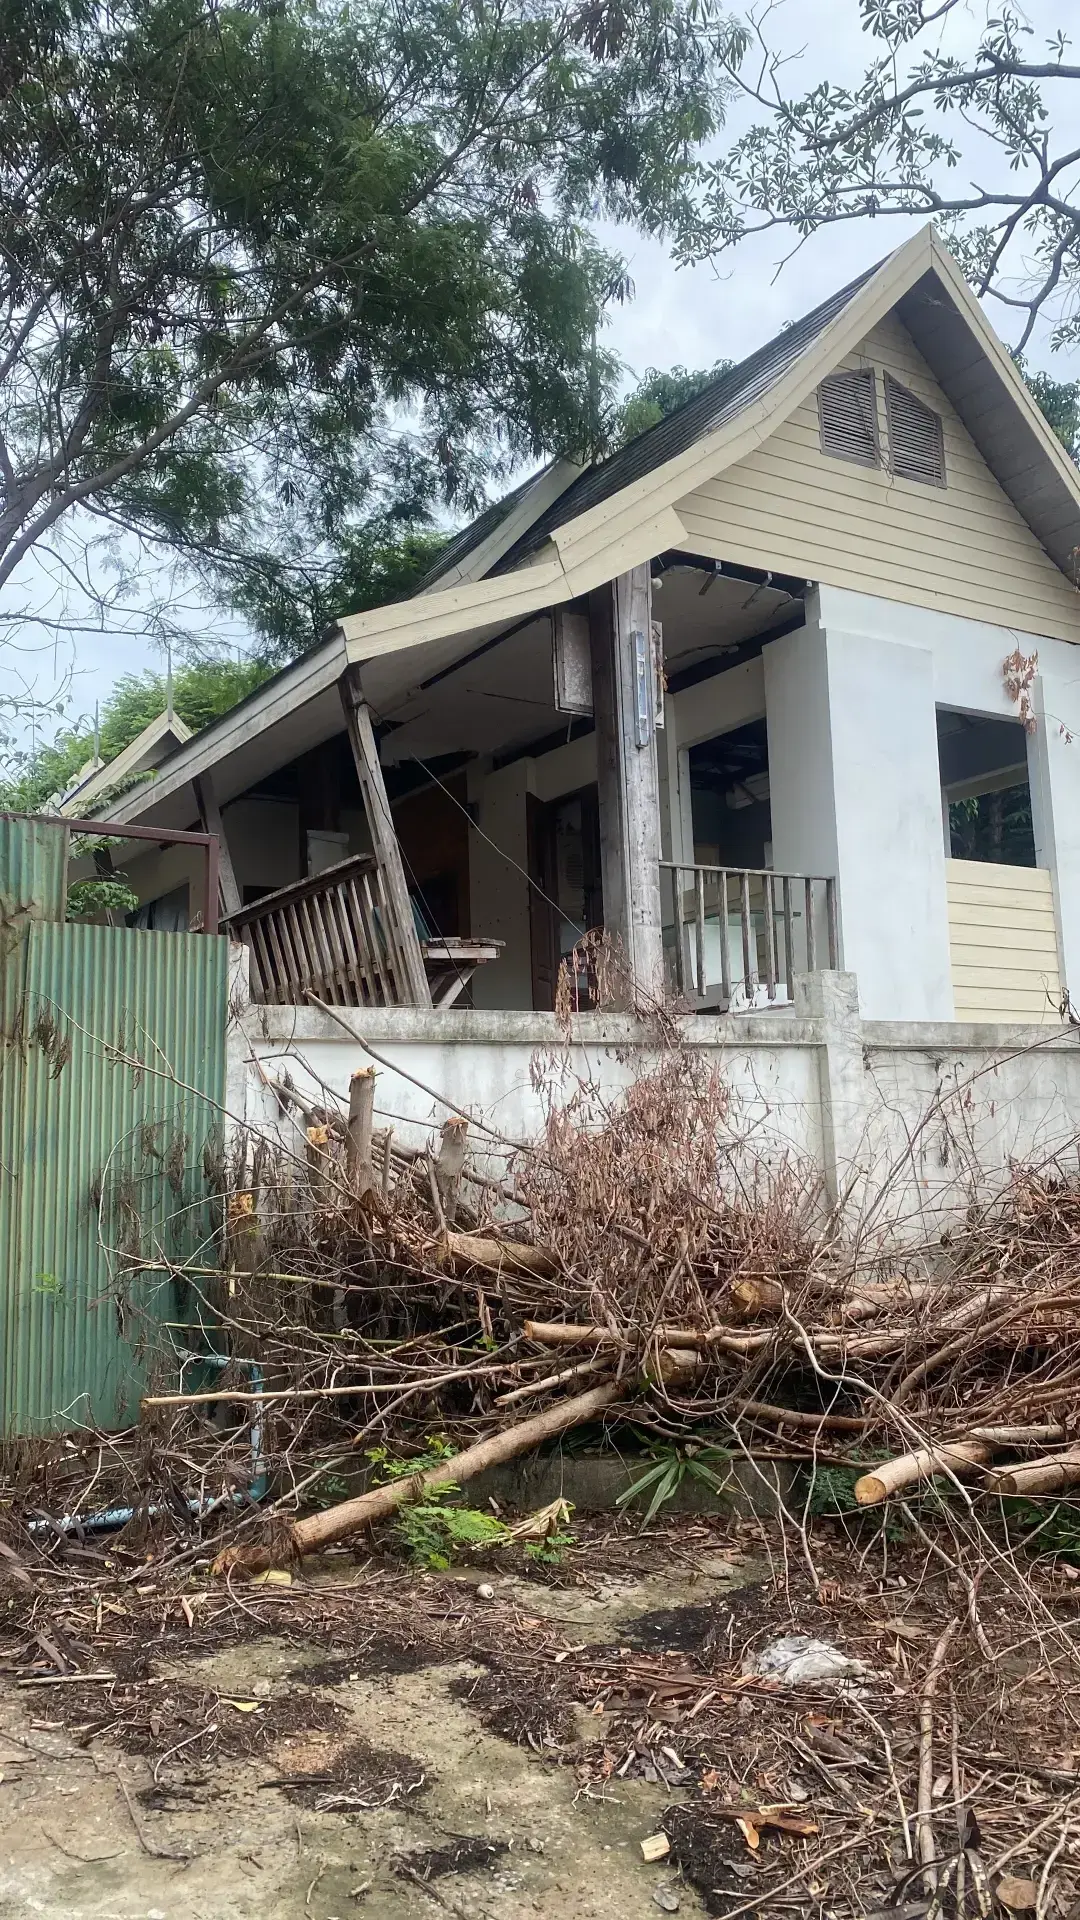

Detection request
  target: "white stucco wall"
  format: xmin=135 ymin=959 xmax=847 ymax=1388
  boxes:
xmin=764 ymin=607 xmax=953 ymax=1020
xmin=1029 ymin=665 xmax=1080 ymax=1002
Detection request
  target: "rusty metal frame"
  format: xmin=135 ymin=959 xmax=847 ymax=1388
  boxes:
xmin=0 ymin=812 xmax=221 ymax=934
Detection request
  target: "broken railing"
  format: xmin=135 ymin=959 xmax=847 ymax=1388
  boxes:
xmin=660 ymin=861 xmax=839 ymax=1009
xmin=223 ymin=854 xmax=501 ymax=1008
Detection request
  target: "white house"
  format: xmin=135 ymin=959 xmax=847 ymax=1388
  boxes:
xmin=81 ymin=224 xmax=1080 ymax=1042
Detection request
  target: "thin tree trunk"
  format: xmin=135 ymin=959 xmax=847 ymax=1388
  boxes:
xmin=290 ymin=1379 xmax=626 ymax=1556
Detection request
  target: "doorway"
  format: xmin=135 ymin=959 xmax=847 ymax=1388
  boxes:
xmin=526 ymin=786 xmax=603 ymax=1009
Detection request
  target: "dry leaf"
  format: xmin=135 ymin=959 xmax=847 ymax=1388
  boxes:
xmin=249 ymin=1568 xmax=292 ymax=1587
xmin=222 ymin=1699 xmax=262 ymax=1713
xmin=997 ymin=1877 xmax=1037 ymax=1912
xmin=701 ymin=1769 xmax=722 ymax=1793
xmin=872 ymin=1618 xmax=929 ymax=1643
xmin=735 ymin=1817 xmax=760 ymax=1851
xmin=640 ymin=1834 xmax=670 ymax=1863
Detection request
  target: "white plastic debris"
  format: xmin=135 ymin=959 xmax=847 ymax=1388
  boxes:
xmin=743 ymin=1635 xmax=870 ymax=1686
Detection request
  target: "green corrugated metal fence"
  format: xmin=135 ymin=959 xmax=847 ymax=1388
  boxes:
xmin=0 ymin=826 xmax=229 ymax=1434
xmin=0 ymin=815 xmax=68 ymax=932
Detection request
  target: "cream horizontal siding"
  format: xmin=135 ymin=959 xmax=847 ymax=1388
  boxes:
xmin=676 ymin=313 xmax=1080 ymax=644
xmin=946 ymin=858 xmax=1061 ymax=1023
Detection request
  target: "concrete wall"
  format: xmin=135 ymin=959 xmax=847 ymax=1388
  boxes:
xmin=227 ymin=962 xmax=1080 ymax=1247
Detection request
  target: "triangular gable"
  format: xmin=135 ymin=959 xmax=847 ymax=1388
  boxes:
xmin=489 ymin=228 xmax=1080 ymax=621
xmin=58 ymin=708 xmax=193 ymax=817
xmin=674 ymin=302 xmax=1080 ymax=642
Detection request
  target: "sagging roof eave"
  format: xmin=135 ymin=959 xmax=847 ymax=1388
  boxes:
xmin=338 ymin=503 xmax=690 ymax=674
xmin=86 ymin=631 xmax=349 ymax=828
xmin=58 ymin=708 xmax=194 ymax=818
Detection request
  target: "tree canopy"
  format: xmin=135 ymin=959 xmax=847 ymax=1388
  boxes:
xmin=613 ymin=359 xmax=734 ymax=444
xmin=697 ymin=2 xmax=1080 ymax=352
xmin=0 ymin=0 xmax=742 ymax=664
xmin=0 ymin=656 xmax=271 ymax=813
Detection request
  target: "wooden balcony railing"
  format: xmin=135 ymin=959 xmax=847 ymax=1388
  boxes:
xmin=660 ymin=861 xmax=838 ymax=1009
xmin=222 ymin=854 xmax=501 ymax=1008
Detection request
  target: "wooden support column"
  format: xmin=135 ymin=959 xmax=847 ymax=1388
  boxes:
xmin=193 ymin=771 xmax=242 ymax=920
xmin=339 ymin=666 xmax=432 ymax=1006
xmin=588 ymin=567 xmax=664 ymax=1004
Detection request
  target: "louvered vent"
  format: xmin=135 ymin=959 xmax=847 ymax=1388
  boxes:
xmin=817 ymin=368 xmax=879 ymax=466
xmin=885 ymin=374 xmax=946 ymax=487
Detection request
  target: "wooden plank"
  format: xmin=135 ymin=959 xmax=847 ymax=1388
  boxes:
xmin=947 ymin=860 xmax=1053 ymax=890
xmin=262 ymin=909 xmax=293 ymax=1003
xmin=949 ymin=937 xmax=1059 ymax=962
xmin=950 ymin=949 xmax=1060 ymax=976
xmin=357 ymin=869 xmax=393 ymax=1006
xmin=954 ymin=992 xmax=1060 ymax=1017
xmin=339 ymin=667 xmax=431 ymax=1007
xmin=945 ymin=960 xmax=1053 ymax=990
xmin=247 ymin=920 xmax=272 ymax=1000
xmin=193 ymin=771 xmax=242 ymax=920
xmin=941 ymin=898 xmax=1053 ymax=929
xmin=326 ymin=879 xmax=361 ymax=1001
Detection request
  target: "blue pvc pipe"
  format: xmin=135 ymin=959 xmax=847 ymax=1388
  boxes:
xmin=30 ymin=1352 xmax=268 ymax=1535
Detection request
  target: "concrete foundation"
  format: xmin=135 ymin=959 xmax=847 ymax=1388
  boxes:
xmin=228 ymin=951 xmax=1080 ymax=1243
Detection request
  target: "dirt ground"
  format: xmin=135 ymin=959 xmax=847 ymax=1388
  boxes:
xmin=4 ymin=1509 xmax=1080 ymax=1920
xmin=0 ymin=1534 xmax=760 ymax=1920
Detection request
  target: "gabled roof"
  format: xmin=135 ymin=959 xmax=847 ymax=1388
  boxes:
xmin=492 ymin=260 xmax=881 ymax=573
xmin=92 ymin=224 xmax=1080 ymax=834
xmin=58 ymin=708 xmax=192 ymax=817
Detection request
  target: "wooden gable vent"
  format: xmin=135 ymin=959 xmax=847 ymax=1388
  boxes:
xmin=817 ymin=367 xmax=879 ymax=467
xmin=885 ymin=373 xmax=946 ymax=487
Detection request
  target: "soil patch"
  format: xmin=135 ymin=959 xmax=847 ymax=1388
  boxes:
xmin=266 ymin=1732 xmax=431 ymax=1811
xmin=297 ymin=1628 xmax=444 ymax=1686
xmin=393 ymin=1833 xmax=510 ymax=1881
xmin=448 ymin=1661 xmax=578 ymax=1749
xmin=664 ymin=1804 xmax=763 ymax=1917
xmin=23 ymin=1668 xmax=347 ymax=1762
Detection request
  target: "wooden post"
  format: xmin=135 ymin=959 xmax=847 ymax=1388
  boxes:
xmin=346 ymin=1066 xmax=377 ymax=1204
xmin=588 ymin=567 xmax=664 ymax=1004
xmin=338 ymin=666 xmax=432 ymax=1007
xmin=193 ymin=771 xmax=242 ymax=920
xmin=434 ymin=1114 xmax=468 ymax=1224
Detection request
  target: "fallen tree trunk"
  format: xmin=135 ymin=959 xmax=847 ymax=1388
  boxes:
xmin=440 ymin=1230 xmax=556 ymax=1278
xmin=214 ymin=1379 xmax=627 ymax=1573
xmin=837 ymin=1279 xmax=934 ymax=1324
xmin=983 ymin=1447 xmax=1080 ymax=1496
xmin=292 ymin=1377 xmax=624 ymax=1554
xmin=855 ymin=1440 xmax=994 ymax=1506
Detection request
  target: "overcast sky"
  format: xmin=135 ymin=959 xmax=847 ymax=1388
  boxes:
xmin=3 ymin=0 xmax=1076 ymax=755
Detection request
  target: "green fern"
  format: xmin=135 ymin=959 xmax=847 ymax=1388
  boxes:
xmin=394 ymin=1497 xmax=509 ymax=1570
